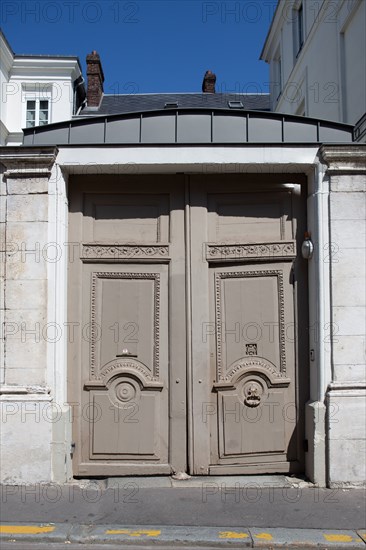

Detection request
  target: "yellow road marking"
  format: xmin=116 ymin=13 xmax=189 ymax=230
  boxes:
xmin=106 ymin=529 xmax=161 ymax=537
xmin=0 ymin=525 xmax=55 ymax=535
xmin=324 ymin=534 xmax=354 ymax=542
xmin=219 ymin=531 xmax=249 ymax=539
xmin=254 ymin=532 xmax=274 ymax=541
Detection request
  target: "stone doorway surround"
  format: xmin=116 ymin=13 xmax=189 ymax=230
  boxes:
xmin=0 ymin=143 xmax=365 ymax=487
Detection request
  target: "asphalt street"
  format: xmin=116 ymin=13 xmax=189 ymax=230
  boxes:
xmin=1 ymin=484 xmax=365 ymax=529
xmin=1 ymin=479 xmax=365 ymax=548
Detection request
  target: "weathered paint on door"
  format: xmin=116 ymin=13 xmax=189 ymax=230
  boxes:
xmin=189 ymin=177 xmax=308 ymax=474
xmin=68 ymin=174 xmax=308 ymax=476
xmin=68 ymin=177 xmax=187 ymax=476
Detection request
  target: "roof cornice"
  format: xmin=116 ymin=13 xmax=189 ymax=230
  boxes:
xmin=12 ymin=56 xmax=82 ymax=75
xmin=319 ymin=144 xmax=366 ymax=173
xmin=260 ymin=0 xmax=285 ymax=60
xmin=0 ymin=31 xmax=14 ymax=74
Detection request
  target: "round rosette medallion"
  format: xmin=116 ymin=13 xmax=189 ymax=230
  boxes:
xmin=115 ymin=381 xmax=136 ymax=403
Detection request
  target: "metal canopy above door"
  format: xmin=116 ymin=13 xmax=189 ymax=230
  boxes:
xmin=68 ymin=174 xmax=308 ymax=477
xmin=23 ymin=108 xmax=353 ymax=146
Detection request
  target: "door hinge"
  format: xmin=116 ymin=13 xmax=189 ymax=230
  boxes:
xmin=303 ymin=439 xmax=308 ymax=452
xmin=71 ymin=442 xmax=76 ymax=455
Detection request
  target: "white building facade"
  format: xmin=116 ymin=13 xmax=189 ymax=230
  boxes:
xmin=0 ymin=31 xmax=85 ymax=146
xmin=261 ymin=0 xmax=366 ymax=140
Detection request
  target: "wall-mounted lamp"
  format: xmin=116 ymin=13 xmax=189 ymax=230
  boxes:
xmin=301 ymin=231 xmax=314 ymax=259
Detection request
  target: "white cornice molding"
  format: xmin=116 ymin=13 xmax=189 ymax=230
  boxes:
xmin=319 ymin=145 xmax=366 ymax=173
xmin=0 ymin=36 xmax=14 ymax=75
xmin=0 ymin=384 xmax=51 ymax=395
xmin=11 ymin=58 xmax=82 ymax=81
xmin=13 ymin=57 xmax=81 ymax=70
xmin=261 ymin=0 xmax=296 ymax=60
xmin=0 ymin=385 xmax=52 ymax=401
xmin=328 ymin=382 xmax=366 ymax=390
xmin=0 ymin=146 xmax=58 ymax=177
xmin=327 ymin=382 xmax=366 ymax=397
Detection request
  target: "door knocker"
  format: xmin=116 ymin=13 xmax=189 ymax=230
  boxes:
xmin=243 ymin=381 xmax=263 ymax=407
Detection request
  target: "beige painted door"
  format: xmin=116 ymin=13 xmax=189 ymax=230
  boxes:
xmin=69 ymin=174 xmax=308 ymax=476
xmin=189 ymin=175 xmax=308 ymax=474
xmin=68 ymin=176 xmax=187 ymax=476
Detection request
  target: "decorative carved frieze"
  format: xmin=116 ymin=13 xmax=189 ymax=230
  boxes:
xmin=213 ymin=357 xmax=291 ymax=390
xmin=206 ymin=241 xmax=296 ymax=262
xmin=82 ymin=244 xmax=169 ymax=262
xmin=84 ymin=358 xmax=164 ymax=391
xmin=226 ymin=358 xmax=288 ymax=382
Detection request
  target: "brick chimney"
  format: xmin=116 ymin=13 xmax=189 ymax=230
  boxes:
xmin=86 ymin=50 xmax=104 ymax=107
xmin=202 ymin=70 xmax=216 ymax=93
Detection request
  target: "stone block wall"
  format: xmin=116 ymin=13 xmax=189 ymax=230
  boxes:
xmin=0 ymin=148 xmax=59 ymax=483
xmin=320 ymin=145 xmax=366 ymax=487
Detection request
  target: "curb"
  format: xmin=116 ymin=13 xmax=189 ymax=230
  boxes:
xmin=1 ymin=524 xmax=366 ymax=547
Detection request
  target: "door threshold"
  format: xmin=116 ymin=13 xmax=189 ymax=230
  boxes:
xmin=105 ymin=474 xmax=311 ymax=489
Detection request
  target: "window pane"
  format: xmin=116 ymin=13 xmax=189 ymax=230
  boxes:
xmin=39 ymin=110 xmax=49 ymax=124
xmin=26 ymin=100 xmax=36 ymax=127
xmin=39 ymin=100 xmax=49 ymax=125
xmin=26 ymin=108 xmax=36 ymax=127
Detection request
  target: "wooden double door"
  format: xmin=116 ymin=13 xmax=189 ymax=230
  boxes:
xmin=68 ymin=174 xmax=308 ymax=477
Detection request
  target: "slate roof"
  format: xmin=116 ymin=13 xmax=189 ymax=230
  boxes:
xmin=80 ymin=93 xmax=270 ymax=116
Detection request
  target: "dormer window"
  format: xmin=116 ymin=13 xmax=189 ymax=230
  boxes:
xmin=26 ymin=99 xmax=49 ymax=127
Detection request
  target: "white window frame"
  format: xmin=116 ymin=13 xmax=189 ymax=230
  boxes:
xmin=23 ymin=87 xmax=52 ymax=128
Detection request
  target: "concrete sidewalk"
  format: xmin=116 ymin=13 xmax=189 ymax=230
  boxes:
xmin=0 ymin=523 xmax=365 ymax=548
xmin=0 ymin=477 xmax=365 ymax=547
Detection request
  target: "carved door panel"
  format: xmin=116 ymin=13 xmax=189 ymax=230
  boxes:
xmin=190 ymin=175 xmax=308 ymax=474
xmin=69 ymin=174 xmax=308 ymax=477
xmin=68 ymin=176 xmax=186 ymax=476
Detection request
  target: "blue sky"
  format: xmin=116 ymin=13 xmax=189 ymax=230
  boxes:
xmin=1 ymin=0 xmax=277 ymax=93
